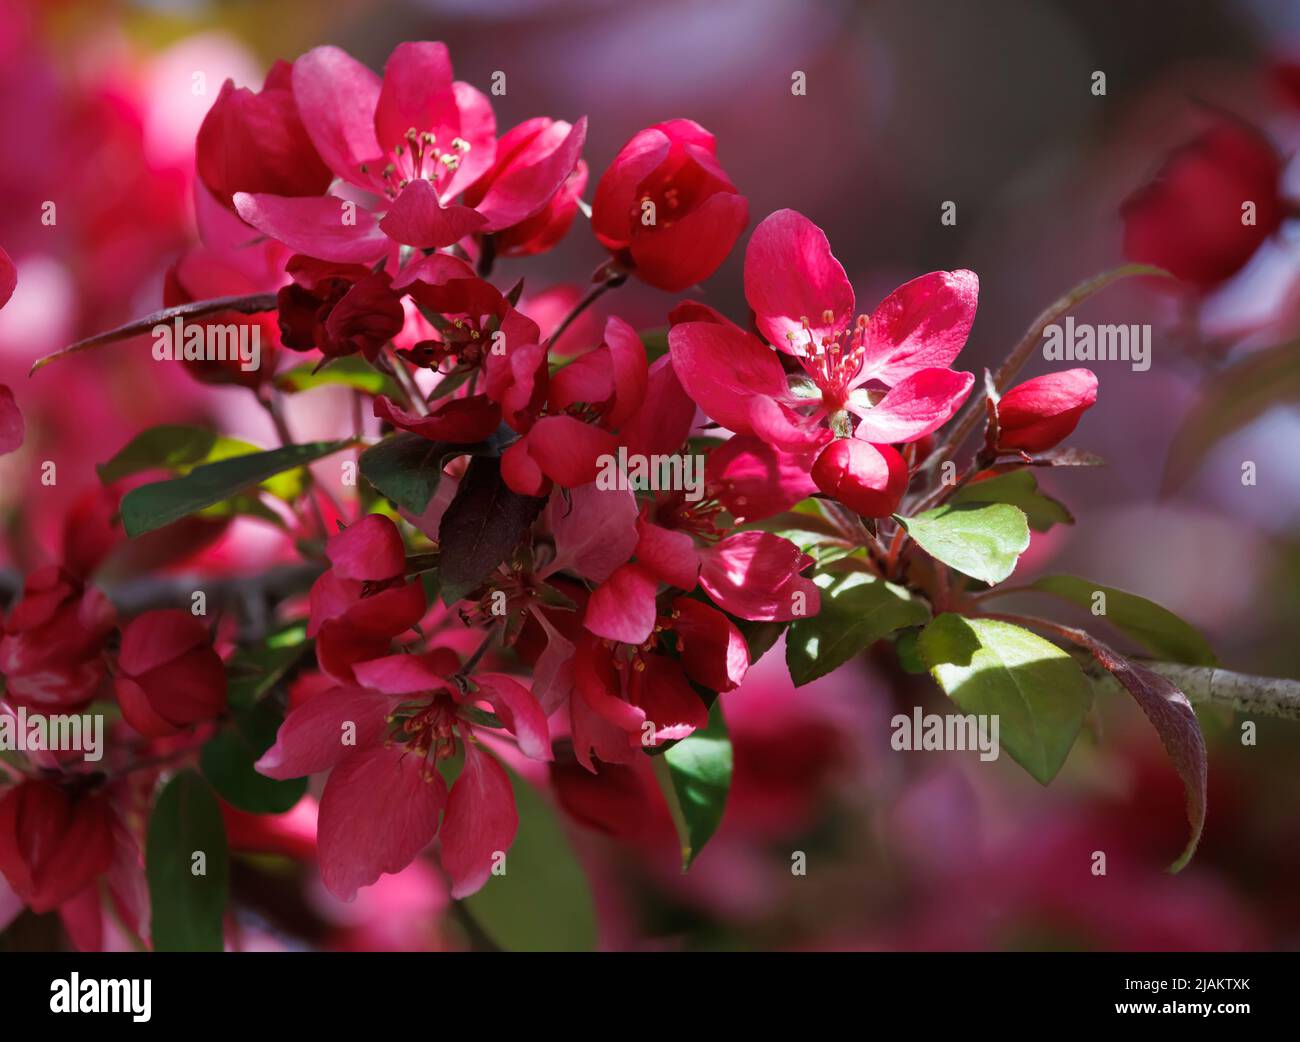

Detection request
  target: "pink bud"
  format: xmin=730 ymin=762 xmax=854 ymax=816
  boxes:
xmin=0 ymin=780 xmax=115 ymax=913
xmin=996 ymin=369 xmax=1098 ymax=453
xmin=812 ymin=439 xmax=909 ymax=518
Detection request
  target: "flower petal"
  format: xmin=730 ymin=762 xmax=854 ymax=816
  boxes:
xmin=291 ymin=46 xmax=382 ymax=187
xmin=584 ymin=563 xmax=659 ymax=644
xmin=851 ymin=367 xmax=974 ymax=444
xmin=318 ymin=744 xmax=447 ymax=900
xmin=439 ymin=742 xmax=516 ymax=899
xmin=256 ymin=685 xmax=394 ymax=780
xmin=668 ymin=320 xmax=788 ymax=434
xmin=860 ymin=270 xmax=979 ymax=386
xmin=234 ymin=192 xmax=388 ymax=264
xmin=698 ymin=531 xmax=820 ymax=621
xmin=745 ymin=208 xmax=854 ymax=351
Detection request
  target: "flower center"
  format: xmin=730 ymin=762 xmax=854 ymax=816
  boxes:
xmin=362 ymin=127 xmax=471 ymax=199
xmin=786 ymin=311 xmax=871 ymax=410
xmin=391 ymin=693 xmax=461 ymax=778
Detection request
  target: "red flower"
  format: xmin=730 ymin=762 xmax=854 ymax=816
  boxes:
xmin=0 ymin=567 xmax=116 ymax=711
xmin=0 ymin=780 xmax=115 ymax=914
xmin=257 ymin=652 xmax=549 ymax=900
xmin=196 ymin=59 xmax=334 ymax=209
xmin=670 ymin=209 xmax=976 ymax=517
xmin=1121 ymin=119 xmax=1286 ymax=288
xmin=113 ymin=610 xmax=227 ymax=738
xmin=308 ymin=515 xmax=427 ymax=684
xmin=591 ymin=119 xmax=748 ymax=292
xmin=996 ymin=368 xmax=1098 ymax=454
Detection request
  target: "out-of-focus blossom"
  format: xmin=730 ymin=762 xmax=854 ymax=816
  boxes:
xmin=113 ymin=610 xmax=226 ymax=738
xmin=592 ymin=119 xmax=748 ymax=292
xmin=0 ymin=779 xmax=114 ymax=913
xmin=1121 ymin=118 xmax=1286 ymax=289
xmin=0 ymin=567 xmax=115 ymax=711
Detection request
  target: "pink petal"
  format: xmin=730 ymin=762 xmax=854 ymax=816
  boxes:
xmin=0 ymin=246 xmax=15 ymax=310
xmin=327 ymin=514 xmax=406 ymax=581
xmin=620 ymin=355 xmax=698 ymax=459
xmin=861 ymin=270 xmax=979 ymax=386
xmin=544 ymin=482 xmax=639 ymax=583
xmin=439 ymin=742 xmax=516 ymax=899
xmin=351 ymin=653 xmax=449 ymax=695
xmin=256 ymin=685 xmax=394 ymax=780
xmin=519 ymin=416 xmax=619 ymax=488
xmin=668 ymin=320 xmax=789 ymax=434
xmin=601 ymin=315 xmax=649 ymax=427
xmin=0 ymin=385 xmax=24 ymax=456
xmin=440 ymin=82 xmax=498 ymax=198
xmin=591 ymin=128 xmax=673 ymax=248
xmin=374 ymin=42 xmax=458 ymax=155
xmin=705 ymin=435 xmax=817 ymax=522
xmin=373 ymin=393 xmax=501 ymax=443
xmin=628 ymin=190 xmax=749 ymax=293
xmin=851 ymin=367 xmax=974 ymax=444
xmin=628 ymin=656 xmax=708 ymax=743
xmin=234 ymin=192 xmax=388 ymax=264
xmin=476 ymin=117 xmax=588 ymax=232
xmin=698 ymin=531 xmax=820 ymax=621
xmin=318 ymin=744 xmax=447 ymax=900
xmin=530 ymin=617 xmax=575 ymax=715
xmin=476 ymin=674 xmax=551 ymax=761
xmin=744 ymin=208 xmax=854 ymax=351
xmin=747 ymin=394 xmax=830 ymax=455
xmin=671 ymin=597 xmax=748 ymax=692
xmin=379 ymin=179 xmax=487 ymax=248
xmin=634 ymin=518 xmax=700 ymax=590
xmin=584 ymin=563 xmax=659 ymax=644
xmin=291 ymin=46 xmax=382 ymax=187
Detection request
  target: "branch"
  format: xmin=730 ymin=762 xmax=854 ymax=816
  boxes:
xmin=1119 ymin=662 xmax=1300 ymax=721
xmin=30 ymin=292 xmax=279 ymax=375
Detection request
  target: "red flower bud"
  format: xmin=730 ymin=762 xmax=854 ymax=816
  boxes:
xmin=0 ymin=780 xmax=115 ymax=913
xmin=114 ymin=610 xmax=226 ymax=738
xmin=996 ymin=368 xmax=1098 ymax=454
xmin=811 ymin=439 xmax=909 ymax=518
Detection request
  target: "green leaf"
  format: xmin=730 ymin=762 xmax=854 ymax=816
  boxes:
xmin=660 ymin=701 xmax=732 ymax=869
xmin=896 ymin=503 xmax=1030 ymax=585
xmin=200 ymin=698 xmax=306 ymax=814
xmin=1162 ymin=337 xmax=1300 ymax=492
xmin=919 ymin=614 xmax=1092 ymax=784
xmin=733 ymin=618 xmax=785 ymax=664
xmin=359 ymin=431 xmax=502 ymax=516
xmin=1027 ymin=575 xmax=1216 ymax=666
xmin=120 ymin=440 xmax=350 ymax=536
xmin=224 ymin=622 xmax=312 ymax=713
xmin=786 ymin=570 xmax=929 ymax=686
xmin=274 ymin=355 xmax=399 ymax=396
xmin=146 ymin=770 xmax=229 ymax=951
xmin=951 ymin=470 xmax=1073 ymax=533
xmin=462 ymin=767 xmax=597 ymax=952
xmin=97 ymin=425 xmax=222 ymax=483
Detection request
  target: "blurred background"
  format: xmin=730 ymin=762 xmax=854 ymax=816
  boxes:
xmin=1 ymin=0 xmax=1297 ymax=951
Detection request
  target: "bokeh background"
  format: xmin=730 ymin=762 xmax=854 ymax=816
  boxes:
xmin=1 ymin=0 xmax=1298 ymax=950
